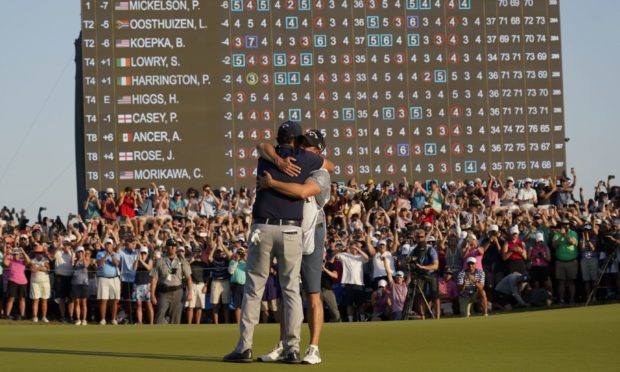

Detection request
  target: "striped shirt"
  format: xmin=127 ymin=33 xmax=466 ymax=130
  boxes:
xmin=457 ymin=269 xmax=485 ymax=298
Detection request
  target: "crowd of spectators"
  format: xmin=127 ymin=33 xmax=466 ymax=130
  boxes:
xmin=0 ymin=171 xmax=619 ymax=324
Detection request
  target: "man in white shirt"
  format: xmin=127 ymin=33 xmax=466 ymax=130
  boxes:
xmin=333 ymin=241 xmax=368 ymax=322
xmin=517 ymin=178 xmax=538 ymax=211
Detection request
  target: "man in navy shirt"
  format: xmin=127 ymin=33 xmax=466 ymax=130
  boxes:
xmin=225 ymin=121 xmax=324 ymax=364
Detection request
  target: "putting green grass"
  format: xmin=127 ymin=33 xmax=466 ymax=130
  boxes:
xmin=0 ymin=304 xmax=617 ymax=371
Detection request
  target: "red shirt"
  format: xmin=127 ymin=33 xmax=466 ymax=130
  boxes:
xmin=119 ymin=196 xmax=136 ymax=218
xmin=507 ymin=239 xmax=524 ymax=261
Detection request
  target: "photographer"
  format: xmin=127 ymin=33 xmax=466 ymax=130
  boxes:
xmin=151 ymin=238 xmax=192 ymax=324
xmin=3 ymin=242 xmax=30 ymax=320
xmin=502 ymin=226 xmax=528 ymax=274
xmin=228 ymin=246 xmax=247 ymax=324
xmin=457 ymin=257 xmax=487 ymax=317
xmin=83 ymin=188 xmax=102 ymax=222
xmin=408 ymin=229 xmax=440 ymax=319
xmin=579 ymin=224 xmax=599 ymax=297
xmin=552 ymin=219 xmax=578 ymax=304
xmin=481 ymin=225 xmax=506 ymax=304
xmin=333 ymin=240 xmax=369 ymax=322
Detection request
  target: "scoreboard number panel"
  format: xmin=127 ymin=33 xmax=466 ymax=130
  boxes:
xmin=80 ymin=0 xmax=566 ymax=192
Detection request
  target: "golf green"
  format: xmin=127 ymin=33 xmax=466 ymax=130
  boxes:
xmin=0 ymin=304 xmax=617 ymax=371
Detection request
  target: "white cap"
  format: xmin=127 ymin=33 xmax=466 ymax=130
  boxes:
xmin=236 ymin=234 xmax=246 ymax=242
xmin=524 ymin=178 xmax=533 ymax=183
xmin=235 ymin=247 xmax=246 ymax=254
xmin=89 ymin=188 xmax=97 ymax=194
xmin=489 ymin=224 xmax=499 ymax=232
xmin=177 ymin=246 xmax=185 ymax=252
xmin=536 ymin=233 xmax=545 ymax=242
xmin=395 ymin=271 xmax=405 ymax=277
xmin=19 ymin=234 xmax=29 ymax=239
xmin=378 ymin=279 xmax=388 ymax=288
xmin=69 ymin=235 xmax=77 ymax=241
xmin=62 ymin=237 xmax=72 ymax=243
xmin=105 ymin=187 xmax=115 ymax=194
xmin=400 ymin=244 xmax=411 ymax=255
xmin=75 ymin=246 xmax=85 ymax=253
xmin=103 ymin=238 xmax=114 ymax=245
xmin=198 ymin=232 xmax=208 ymax=238
xmin=158 ymin=185 xmax=166 ymax=191
xmin=467 ymin=233 xmax=477 ymax=241
xmin=507 ymin=176 xmax=514 ymax=182
xmin=378 ymin=239 xmax=387 ymax=246
xmin=219 ymin=186 xmax=228 ymax=193
xmin=373 ymin=231 xmax=381 ymax=236
xmin=510 ymin=225 xmax=519 ymax=235
xmin=427 ymin=235 xmax=436 ymax=242
xmin=139 ymin=247 xmax=149 ymax=254
xmin=459 ymin=231 xmax=468 ymax=240
xmin=466 ymin=257 xmax=477 ymax=264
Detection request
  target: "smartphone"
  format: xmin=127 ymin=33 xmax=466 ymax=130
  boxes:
xmin=610 ymin=175 xmax=616 ymax=180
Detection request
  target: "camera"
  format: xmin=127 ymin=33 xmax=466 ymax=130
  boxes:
xmin=170 ymin=268 xmax=177 ymax=275
xmin=68 ymin=213 xmax=77 ymax=220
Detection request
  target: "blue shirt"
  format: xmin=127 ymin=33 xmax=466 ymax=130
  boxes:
xmin=119 ymin=248 xmax=138 ymax=282
xmin=412 ymin=192 xmax=426 ymax=210
xmin=96 ymin=250 xmax=121 ymax=278
xmin=253 ymin=145 xmax=323 ymax=220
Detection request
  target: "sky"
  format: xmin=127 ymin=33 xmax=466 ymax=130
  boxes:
xmin=0 ymin=0 xmax=618 ymax=220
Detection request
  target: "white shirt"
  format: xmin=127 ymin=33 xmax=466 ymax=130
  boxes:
xmin=517 ymin=188 xmax=537 ymax=206
xmin=54 ymin=250 xmax=74 ymax=276
xmin=371 ymin=252 xmax=395 ymax=279
xmin=337 ymin=252 xmax=367 ymax=286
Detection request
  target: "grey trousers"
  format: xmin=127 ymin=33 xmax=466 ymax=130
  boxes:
xmin=320 ymin=288 xmax=341 ymax=322
xmin=236 ymin=224 xmax=303 ymax=353
xmin=155 ymin=288 xmax=183 ymax=324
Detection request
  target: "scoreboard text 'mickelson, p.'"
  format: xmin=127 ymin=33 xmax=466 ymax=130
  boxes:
xmin=80 ymin=0 xmax=567 ymax=193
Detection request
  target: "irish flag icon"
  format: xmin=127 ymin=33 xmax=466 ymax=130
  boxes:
xmin=117 ymin=76 xmax=131 ymax=86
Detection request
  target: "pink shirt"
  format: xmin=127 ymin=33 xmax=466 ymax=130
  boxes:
xmin=6 ymin=256 xmax=28 ymax=285
xmin=390 ymin=281 xmax=408 ymax=312
xmin=463 ymin=247 xmax=484 ymax=272
xmin=439 ymin=278 xmax=459 ymax=302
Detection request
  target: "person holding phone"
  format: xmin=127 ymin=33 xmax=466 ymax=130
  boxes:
xmin=3 ymin=242 xmax=30 ymax=320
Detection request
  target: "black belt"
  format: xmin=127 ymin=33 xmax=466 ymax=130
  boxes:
xmin=158 ymin=285 xmax=181 ymax=293
xmin=254 ymin=218 xmax=301 ymax=227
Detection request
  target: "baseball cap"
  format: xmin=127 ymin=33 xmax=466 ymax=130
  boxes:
xmin=489 ymin=224 xmax=499 ymax=232
xmin=302 ymin=129 xmax=326 ymax=152
xmin=236 ymin=234 xmax=246 ymax=242
xmin=139 ymin=247 xmax=149 ymax=254
xmin=367 ymin=178 xmax=375 ymax=185
xmin=177 ymin=246 xmax=185 ymax=252
xmin=535 ymin=233 xmax=545 ymax=242
xmin=219 ymin=186 xmax=228 ymax=193
xmin=378 ymin=239 xmax=387 ymax=246
xmin=445 ymin=268 xmax=454 ymax=275
xmin=19 ymin=234 xmax=28 ymax=240
xmin=466 ymin=233 xmax=477 ymax=241
xmin=510 ymin=225 xmax=519 ymax=235
xmin=377 ymin=279 xmax=388 ymax=288
xmin=466 ymin=257 xmax=477 ymax=264
xmin=175 ymin=190 xmax=183 ymax=196
xmin=89 ymin=188 xmax=97 ymax=194
xmin=277 ymin=120 xmax=302 ymax=142
xmin=75 ymin=246 xmax=85 ymax=253
xmin=427 ymin=235 xmax=437 ymax=242
xmin=524 ymin=177 xmax=533 ymax=184
xmin=395 ymin=271 xmax=404 ymax=277
xmin=459 ymin=231 xmax=468 ymax=240
xmin=106 ymin=188 xmax=115 ymax=194
xmin=32 ymin=245 xmax=44 ymax=254
xmin=62 ymin=237 xmax=72 ymax=243
xmin=158 ymin=185 xmax=166 ymax=191
xmin=165 ymin=238 xmax=178 ymax=247
xmin=103 ymin=238 xmax=114 ymax=245
xmin=517 ymin=274 xmax=530 ymax=283
xmin=507 ymin=176 xmax=514 ymax=182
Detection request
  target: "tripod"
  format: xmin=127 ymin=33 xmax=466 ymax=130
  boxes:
xmin=402 ymin=275 xmax=435 ymax=320
xmin=586 ymin=250 xmax=616 ymax=306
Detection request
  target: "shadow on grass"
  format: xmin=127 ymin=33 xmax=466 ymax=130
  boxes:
xmin=0 ymin=347 xmax=222 ymax=363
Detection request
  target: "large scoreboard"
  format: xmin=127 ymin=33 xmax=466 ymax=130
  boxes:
xmin=78 ymin=0 xmax=566 ymax=193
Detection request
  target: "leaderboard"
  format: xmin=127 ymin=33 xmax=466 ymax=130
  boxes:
xmin=80 ymin=0 xmax=566 ymax=192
